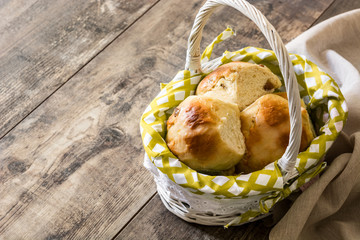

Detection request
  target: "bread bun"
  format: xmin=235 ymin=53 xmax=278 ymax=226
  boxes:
xmin=196 ymin=61 xmax=281 ymax=110
xmin=166 ymin=95 xmax=245 ymax=175
xmin=236 ymin=93 xmax=315 ymax=173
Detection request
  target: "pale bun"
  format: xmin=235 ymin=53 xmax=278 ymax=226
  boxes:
xmin=196 ymin=61 xmax=281 ymax=110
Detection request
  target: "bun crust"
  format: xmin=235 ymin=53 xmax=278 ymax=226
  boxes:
xmin=165 ymin=61 xmax=315 ymax=175
xmin=166 ymin=96 xmax=245 ymax=174
xmin=237 ymin=93 xmax=315 ymax=173
xmin=196 ymin=61 xmax=281 ymax=110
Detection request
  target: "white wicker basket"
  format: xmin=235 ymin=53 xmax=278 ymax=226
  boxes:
xmin=145 ymin=0 xmax=303 ymax=226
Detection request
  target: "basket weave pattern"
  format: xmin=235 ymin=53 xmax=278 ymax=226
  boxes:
xmin=140 ymin=0 xmax=347 ymax=226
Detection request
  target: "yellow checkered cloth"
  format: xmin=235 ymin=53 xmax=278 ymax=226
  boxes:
xmin=140 ymin=28 xmax=348 ymax=224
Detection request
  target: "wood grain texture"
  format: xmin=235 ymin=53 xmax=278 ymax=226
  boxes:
xmin=313 ymin=0 xmax=360 ymax=26
xmin=0 ymin=0 xmax=158 ymax=138
xmin=200 ymin=0 xmax=333 ymax=57
xmin=0 ymin=0 xmax=205 ymax=238
xmin=116 ymin=195 xmax=273 ymax=240
xmin=0 ymin=0 xmax=335 ymax=239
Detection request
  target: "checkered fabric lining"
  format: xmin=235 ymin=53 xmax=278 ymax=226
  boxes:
xmin=140 ymin=28 xmax=348 ymax=224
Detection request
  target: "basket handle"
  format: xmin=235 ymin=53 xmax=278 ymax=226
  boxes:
xmin=185 ymin=0 xmax=302 ymax=174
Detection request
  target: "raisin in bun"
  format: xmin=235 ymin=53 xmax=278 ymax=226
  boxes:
xmin=236 ymin=93 xmax=315 ymax=173
xmin=196 ymin=61 xmax=282 ymax=111
xmin=166 ymin=95 xmax=245 ymax=175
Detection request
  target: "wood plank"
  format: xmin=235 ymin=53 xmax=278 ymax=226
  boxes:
xmin=0 ymin=0 xmax=206 ymax=238
xmin=313 ymin=0 xmax=360 ymax=25
xmin=0 ymin=0 xmax=332 ymax=239
xmin=201 ymin=0 xmax=333 ymax=57
xmin=116 ymin=194 xmax=273 ymax=240
xmin=0 ymin=0 xmax=158 ymax=138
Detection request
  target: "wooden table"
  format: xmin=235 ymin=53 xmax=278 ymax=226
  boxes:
xmin=1 ymin=0 xmax=359 ymax=239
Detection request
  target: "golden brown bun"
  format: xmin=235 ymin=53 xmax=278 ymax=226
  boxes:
xmin=236 ymin=93 xmax=315 ymax=173
xmin=166 ymin=95 xmax=245 ymax=174
xmin=196 ymin=61 xmax=282 ymax=110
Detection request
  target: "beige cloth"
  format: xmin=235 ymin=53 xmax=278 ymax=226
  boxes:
xmin=270 ymin=10 xmax=360 ymax=240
